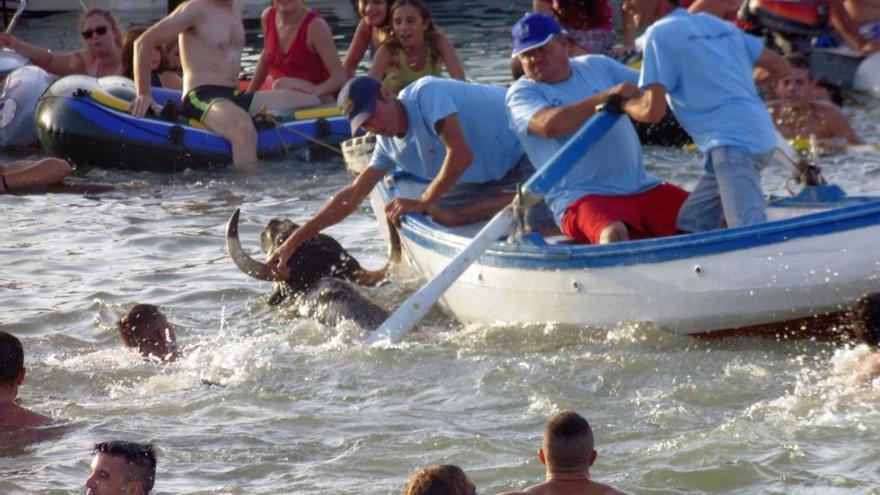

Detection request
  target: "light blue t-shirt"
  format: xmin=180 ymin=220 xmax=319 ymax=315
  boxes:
xmin=639 ymin=8 xmax=775 ymax=154
xmin=369 ymin=77 xmax=524 ymax=184
xmin=506 ymin=55 xmax=662 ymax=225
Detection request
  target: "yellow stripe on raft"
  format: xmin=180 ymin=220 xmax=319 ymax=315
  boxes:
xmin=89 ymin=90 xmax=341 ymax=124
xmin=293 ymin=105 xmax=342 ymax=120
xmin=89 ymin=90 xmax=130 ymax=112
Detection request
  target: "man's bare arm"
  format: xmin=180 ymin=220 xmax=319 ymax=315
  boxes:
xmin=623 ymin=83 xmax=667 ymax=124
xmin=130 ymin=3 xmax=203 ymax=117
xmin=529 ymin=82 xmax=639 ymax=138
xmin=753 ymin=48 xmax=790 ymax=87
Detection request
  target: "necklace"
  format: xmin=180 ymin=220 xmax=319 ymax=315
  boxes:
xmin=403 ymin=45 xmax=425 ymax=70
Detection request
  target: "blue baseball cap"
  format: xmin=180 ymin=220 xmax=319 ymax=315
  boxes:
xmin=337 ymin=76 xmax=382 ymax=135
xmin=511 ymin=12 xmax=565 ymax=58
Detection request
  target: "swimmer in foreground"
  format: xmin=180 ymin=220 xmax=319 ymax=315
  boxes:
xmin=85 ymin=441 xmax=158 ymax=495
xmin=499 ymin=411 xmax=627 ymax=495
xmin=116 ymin=304 xmax=181 ymax=362
xmin=0 ymin=332 xmax=53 ymax=431
xmin=404 ymin=464 xmax=477 ymax=495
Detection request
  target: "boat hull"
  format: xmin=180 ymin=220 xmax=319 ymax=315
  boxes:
xmin=369 ymin=177 xmax=880 ymax=336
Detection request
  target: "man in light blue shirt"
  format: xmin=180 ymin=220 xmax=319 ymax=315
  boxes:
xmin=269 ymin=76 xmax=541 ymax=274
xmin=506 ymin=13 xmax=688 ymax=244
xmin=622 ymin=0 xmax=789 ymax=232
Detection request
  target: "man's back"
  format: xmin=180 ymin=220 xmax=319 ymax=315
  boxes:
xmin=503 ymin=478 xmax=627 ymax=495
xmin=179 ymin=0 xmax=246 ymax=93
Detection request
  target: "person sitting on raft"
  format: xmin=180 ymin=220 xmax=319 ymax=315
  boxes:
xmin=367 ymin=0 xmax=465 ymax=96
xmin=767 ymin=54 xmax=861 ymax=150
xmin=121 ymin=27 xmax=182 ymax=90
xmin=129 ymin=0 xmax=321 ymax=171
xmin=0 ymin=158 xmax=72 ymax=194
xmin=267 ymin=75 xmax=554 ymax=275
xmin=0 ymin=8 xmax=124 ymax=77
xmin=343 ymin=0 xmax=393 ymax=79
xmin=246 ymin=0 xmax=347 ymax=103
xmin=507 ymin=14 xmax=689 ymax=245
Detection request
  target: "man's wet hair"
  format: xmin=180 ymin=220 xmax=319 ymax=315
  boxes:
xmin=544 ymin=411 xmax=595 ymax=468
xmin=93 ymin=441 xmax=157 ymax=493
xmin=0 ymin=331 xmax=24 ymax=386
xmin=404 ymin=464 xmax=474 ymax=495
xmin=116 ymin=304 xmax=167 ymax=349
xmin=852 ymin=293 xmax=880 ymax=348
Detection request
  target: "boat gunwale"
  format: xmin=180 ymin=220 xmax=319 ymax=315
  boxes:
xmin=377 ymin=180 xmax=880 ymax=269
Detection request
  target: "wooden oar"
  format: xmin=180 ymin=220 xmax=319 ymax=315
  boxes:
xmin=5 ymin=0 xmax=27 ymax=35
xmin=364 ymin=109 xmax=623 ymax=345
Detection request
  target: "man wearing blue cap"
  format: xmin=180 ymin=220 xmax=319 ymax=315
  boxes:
xmin=506 ymin=12 xmax=689 ymax=245
xmin=268 ymin=75 xmax=548 ymax=275
xmin=621 ymin=0 xmax=789 ymax=232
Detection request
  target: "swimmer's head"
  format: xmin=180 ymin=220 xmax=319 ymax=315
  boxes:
xmin=0 ymin=331 xmax=24 ymax=387
xmin=404 ymin=464 xmax=476 ymax=495
xmin=116 ymin=304 xmax=179 ymax=362
xmin=852 ymin=293 xmax=880 ymax=348
xmin=87 ymin=441 xmax=157 ymax=495
xmin=542 ymin=411 xmax=596 ymax=470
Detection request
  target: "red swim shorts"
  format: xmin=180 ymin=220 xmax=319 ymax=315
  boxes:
xmin=561 ymin=182 xmax=690 ymax=244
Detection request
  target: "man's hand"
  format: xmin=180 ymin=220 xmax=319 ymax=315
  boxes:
xmin=266 ymin=236 xmax=300 ymax=279
xmin=607 ymin=81 xmax=641 ymax=100
xmin=129 ymin=94 xmax=159 ymax=119
xmin=385 ymin=197 xmax=428 ymax=226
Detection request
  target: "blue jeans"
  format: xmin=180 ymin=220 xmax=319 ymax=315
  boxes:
xmin=676 ymin=146 xmax=773 ymax=232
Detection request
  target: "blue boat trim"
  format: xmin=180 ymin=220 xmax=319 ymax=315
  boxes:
xmin=378 ymin=181 xmax=880 ymax=269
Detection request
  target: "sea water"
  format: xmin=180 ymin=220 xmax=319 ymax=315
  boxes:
xmin=2 ymin=1 xmax=880 ymax=493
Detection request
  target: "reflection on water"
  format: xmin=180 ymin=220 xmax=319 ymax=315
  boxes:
xmin=2 ymin=1 xmax=880 ymax=494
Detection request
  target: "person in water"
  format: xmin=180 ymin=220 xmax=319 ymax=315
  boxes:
xmin=767 ymin=53 xmax=861 ymax=150
xmin=116 ymin=304 xmax=180 ymax=362
xmin=246 ymin=0 xmax=347 ymax=102
xmin=121 ymin=27 xmax=182 ymax=89
xmin=0 ymin=158 xmax=73 ymax=194
xmin=0 ymin=332 xmax=53 ymax=431
xmin=0 ymin=8 xmax=124 ymax=77
xmin=404 ymin=464 xmax=477 ymax=495
xmin=343 ymin=0 xmax=393 ymax=78
xmin=367 ymin=0 xmax=465 ymax=95
xmin=85 ymin=441 xmax=158 ymax=495
xmin=499 ymin=411 xmax=628 ymax=495
xmin=129 ymin=0 xmax=321 ymax=171
xmin=851 ymin=293 xmax=880 ymax=385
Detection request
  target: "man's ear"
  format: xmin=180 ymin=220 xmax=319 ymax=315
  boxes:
xmin=124 ymin=479 xmax=145 ymax=495
xmin=538 ymin=448 xmax=547 ymax=466
xmin=588 ymin=449 xmax=597 ymax=467
xmin=15 ymin=368 xmax=26 ymax=387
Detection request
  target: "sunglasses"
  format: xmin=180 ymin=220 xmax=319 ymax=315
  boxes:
xmin=81 ymin=26 xmax=109 ymax=39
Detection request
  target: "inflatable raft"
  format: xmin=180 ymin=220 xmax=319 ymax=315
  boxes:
xmin=0 ymin=65 xmax=54 ymax=146
xmin=35 ymin=75 xmax=352 ymax=171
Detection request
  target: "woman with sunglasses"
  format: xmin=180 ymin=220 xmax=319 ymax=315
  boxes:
xmin=0 ymin=8 xmax=124 ymax=77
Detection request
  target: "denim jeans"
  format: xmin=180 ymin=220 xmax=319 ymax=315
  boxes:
xmin=676 ymin=146 xmax=773 ymax=232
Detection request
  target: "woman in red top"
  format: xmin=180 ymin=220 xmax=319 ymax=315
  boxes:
xmin=247 ymin=0 xmax=346 ymax=102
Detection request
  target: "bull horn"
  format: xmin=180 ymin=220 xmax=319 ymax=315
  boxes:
xmin=352 ymin=218 xmax=402 ymax=286
xmin=226 ymin=208 xmax=278 ymax=282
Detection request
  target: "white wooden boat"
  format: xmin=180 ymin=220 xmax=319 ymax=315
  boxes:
xmin=346 ymin=137 xmax=880 ymax=337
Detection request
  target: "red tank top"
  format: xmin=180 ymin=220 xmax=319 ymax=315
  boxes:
xmin=264 ymin=8 xmax=330 ymax=85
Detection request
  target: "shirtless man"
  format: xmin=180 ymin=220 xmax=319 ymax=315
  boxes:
xmin=0 ymin=332 xmax=52 ymax=430
xmin=768 ymin=54 xmax=862 ymax=149
xmin=499 ymin=411 xmax=627 ymax=495
xmin=116 ymin=304 xmax=181 ymax=362
xmin=129 ymin=0 xmax=320 ymax=170
xmin=85 ymin=441 xmax=157 ymax=495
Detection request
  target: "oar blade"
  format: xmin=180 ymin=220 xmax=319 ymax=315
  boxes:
xmin=364 ymin=208 xmax=516 ymax=345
